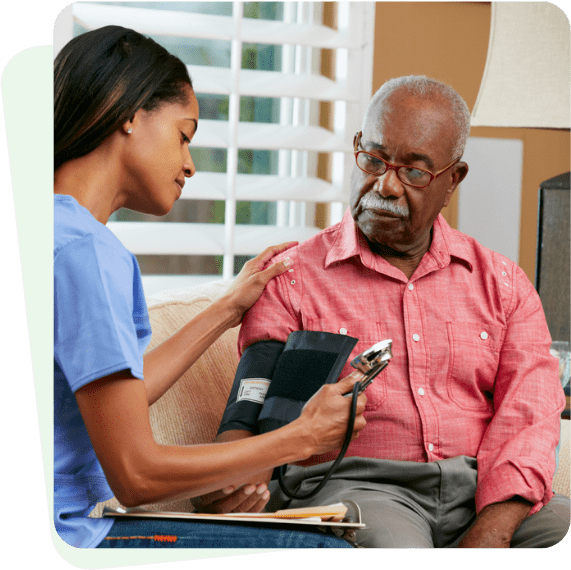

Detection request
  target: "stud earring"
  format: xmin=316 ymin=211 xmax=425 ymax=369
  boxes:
xmin=127 ymin=128 xmax=133 ymax=134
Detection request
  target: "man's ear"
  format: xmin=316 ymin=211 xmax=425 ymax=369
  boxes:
xmin=453 ymin=161 xmax=469 ymax=186
xmin=443 ymin=162 xmax=468 ymax=208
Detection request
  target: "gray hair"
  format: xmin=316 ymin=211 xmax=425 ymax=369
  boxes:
xmin=363 ymin=75 xmax=471 ymax=158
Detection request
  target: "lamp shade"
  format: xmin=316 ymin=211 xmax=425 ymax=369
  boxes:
xmin=471 ymin=2 xmax=570 ymax=129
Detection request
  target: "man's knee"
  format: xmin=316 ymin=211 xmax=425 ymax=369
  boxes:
xmin=353 ymin=497 xmax=434 ymax=548
xmin=511 ymin=494 xmax=570 ymax=548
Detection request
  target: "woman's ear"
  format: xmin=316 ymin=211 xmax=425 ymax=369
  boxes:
xmin=121 ymin=110 xmax=142 ymax=135
xmin=121 ymin=119 xmax=134 ymax=135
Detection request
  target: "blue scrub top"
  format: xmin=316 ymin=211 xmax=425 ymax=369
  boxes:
xmin=53 ymin=195 xmax=152 ymax=547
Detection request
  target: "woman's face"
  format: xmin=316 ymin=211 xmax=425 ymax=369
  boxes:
xmin=121 ymin=85 xmax=199 ymax=216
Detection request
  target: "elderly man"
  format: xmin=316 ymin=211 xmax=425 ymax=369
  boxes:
xmin=196 ymin=76 xmax=569 ymax=548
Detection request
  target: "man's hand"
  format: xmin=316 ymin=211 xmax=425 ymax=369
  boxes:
xmin=193 ymin=376 xmax=366 ymax=513
xmin=457 ymin=497 xmax=533 ymax=547
xmin=192 ymin=470 xmax=273 ymax=514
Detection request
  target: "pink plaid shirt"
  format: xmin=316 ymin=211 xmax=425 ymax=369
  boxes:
xmin=238 ymin=210 xmax=564 ymax=515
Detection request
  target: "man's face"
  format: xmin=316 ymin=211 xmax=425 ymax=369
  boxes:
xmin=349 ymin=91 xmax=466 ymax=255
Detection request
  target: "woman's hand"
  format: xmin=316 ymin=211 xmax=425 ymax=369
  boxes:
xmin=222 ymin=241 xmax=297 ymax=328
xmin=298 ymin=375 xmax=367 ymax=455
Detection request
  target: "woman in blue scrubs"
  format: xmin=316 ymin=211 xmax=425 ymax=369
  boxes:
xmin=53 ymin=25 xmax=366 ymax=549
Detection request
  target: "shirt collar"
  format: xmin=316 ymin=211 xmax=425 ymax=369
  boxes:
xmin=325 ymin=210 xmax=473 ymax=272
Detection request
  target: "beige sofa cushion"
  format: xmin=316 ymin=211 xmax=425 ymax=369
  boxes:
xmin=146 ymin=299 xmax=239 ymax=449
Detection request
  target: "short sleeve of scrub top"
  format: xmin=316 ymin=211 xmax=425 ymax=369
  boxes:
xmin=54 ymin=232 xmax=151 ymax=391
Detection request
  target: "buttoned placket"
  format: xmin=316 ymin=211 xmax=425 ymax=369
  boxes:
xmin=403 ymin=278 xmax=439 ymax=461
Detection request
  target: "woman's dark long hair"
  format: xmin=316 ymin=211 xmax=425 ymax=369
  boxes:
xmin=54 ymin=25 xmax=192 ymax=171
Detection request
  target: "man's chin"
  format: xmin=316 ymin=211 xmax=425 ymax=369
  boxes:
xmin=357 ymin=211 xmax=402 ymax=235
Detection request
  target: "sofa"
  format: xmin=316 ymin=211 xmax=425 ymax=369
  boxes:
xmin=91 ymin=280 xmax=570 ymax=518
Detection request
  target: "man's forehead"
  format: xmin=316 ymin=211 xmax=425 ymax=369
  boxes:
xmin=363 ymin=92 xmax=456 ymax=159
xmin=368 ymin=90 xmax=447 ymax=125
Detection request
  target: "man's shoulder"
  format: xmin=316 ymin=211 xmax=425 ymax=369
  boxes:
xmin=445 ymin=223 xmax=519 ymax=272
xmin=269 ymin=222 xmax=342 ymax=265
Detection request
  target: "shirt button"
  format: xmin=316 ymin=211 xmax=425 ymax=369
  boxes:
xmin=339 ymin=328 xmax=347 ymax=335
xmin=502 ymin=271 xmax=507 ymax=276
xmin=418 ymin=388 xmax=425 ymax=396
xmin=413 ymin=334 xmax=420 ymax=342
xmin=288 ymin=268 xmax=294 ymax=272
xmin=290 ymin=280 xmax=296 ymax=285
xmin=428 ymin=443 xmax=434 ymax=451
xmin=480 ymin=331 xmax=488 ymax=340
xmin=408 ymin=283 xmax=414 ymax=290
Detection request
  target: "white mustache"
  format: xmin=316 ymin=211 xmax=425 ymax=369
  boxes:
xmin=360 ymin=192 xmax=409 ymax=217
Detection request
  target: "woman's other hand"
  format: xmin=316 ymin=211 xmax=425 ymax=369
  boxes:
xmin=222 ymin=242 xmax=297 ymax=327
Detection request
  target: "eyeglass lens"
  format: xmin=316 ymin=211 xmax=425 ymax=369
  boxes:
xmin=356 ymin=153 xmax=432 ymax=187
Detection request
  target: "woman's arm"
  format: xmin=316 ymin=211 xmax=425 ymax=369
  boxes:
xmin=142 ymin=242 xmax=296 ymax=405
xmin=75 ymin=371 xmax=366 ymax=507
xmin=191 ymin=430 xmax=274 ymax=514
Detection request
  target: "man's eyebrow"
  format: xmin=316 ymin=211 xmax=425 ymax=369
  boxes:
xmin=402 ymin=152 xmax=434 ymax=170
xmin=365 ymin=140 xmax=434 ymax=170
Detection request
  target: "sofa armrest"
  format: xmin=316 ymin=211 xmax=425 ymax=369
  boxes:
xmin=554 ymin=418 xmax=570 ymax=498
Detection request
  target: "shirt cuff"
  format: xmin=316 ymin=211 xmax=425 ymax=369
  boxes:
xmin=476 ymin=458 xmax=553 ymax=516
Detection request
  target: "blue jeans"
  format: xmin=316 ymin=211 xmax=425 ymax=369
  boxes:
xmin=97 ymin=517 xmax=353 ymax=548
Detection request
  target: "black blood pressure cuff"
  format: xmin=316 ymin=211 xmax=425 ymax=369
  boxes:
xmin=217 ymin=340 xmax=286 ymax=436
xmin=217 ymin=331 xmax=358 ymax=437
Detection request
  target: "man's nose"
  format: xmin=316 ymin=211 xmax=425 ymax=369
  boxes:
xmin=373 ymin=167 xmax=404 ymax=198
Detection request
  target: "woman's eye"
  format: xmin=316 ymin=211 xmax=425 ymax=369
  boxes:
xmin=181 ymin=132 xmax=190 ymax=144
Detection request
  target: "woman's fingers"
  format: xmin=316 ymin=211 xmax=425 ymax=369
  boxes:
xmin=249 ymin=241 xmax=298 ymax=271
xmin=257 ymin=256 xmax=293 ymax=283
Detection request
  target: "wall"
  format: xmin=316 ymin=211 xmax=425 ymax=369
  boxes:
xmin=372 ymin=1 xmax=570 ymax=282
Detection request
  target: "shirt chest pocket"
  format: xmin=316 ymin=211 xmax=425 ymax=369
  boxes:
xmin=305 ymin=317 xmax=387 ymax=409
xmin=445 ymin=321 xmax=505 ymax=412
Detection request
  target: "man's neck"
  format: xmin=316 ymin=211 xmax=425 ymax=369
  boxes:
xmin=367 ymin=232 xmax=432 ymax=280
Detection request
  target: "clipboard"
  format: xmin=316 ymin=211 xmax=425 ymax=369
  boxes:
xmin=103 ymin=501 xmax=366 ymax=543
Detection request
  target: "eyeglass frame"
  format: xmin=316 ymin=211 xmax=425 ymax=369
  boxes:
xmin=353 ymin=131 xmax=460 ymax=189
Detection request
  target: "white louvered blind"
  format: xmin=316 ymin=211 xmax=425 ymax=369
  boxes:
xmin=61 ymin=1 xmax=375 ymax=294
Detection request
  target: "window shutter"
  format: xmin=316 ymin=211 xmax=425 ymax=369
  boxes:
xmin=66 ymin=1 xmax=375 ymax=294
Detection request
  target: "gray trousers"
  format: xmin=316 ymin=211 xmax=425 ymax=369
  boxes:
xmin=267 ymin=456 xmax=570 ymax=548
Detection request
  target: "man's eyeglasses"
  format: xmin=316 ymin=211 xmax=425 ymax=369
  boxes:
xmin=353 ymin=131 xmax=460 ymax=189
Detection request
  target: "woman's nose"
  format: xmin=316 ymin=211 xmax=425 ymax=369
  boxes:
xmin=184 ymin=149 xmax=195 ymax=178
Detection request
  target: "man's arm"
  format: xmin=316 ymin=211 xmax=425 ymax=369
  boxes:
xmin=195 ymin=256 xmax=303 ymax=513
xmin=458 ymin=497 xmax=532 ymax=548
xmin=143 ymin=243 xmax=296 ymax=405
xmin=474 ymin=262 xmax=564 ymax=519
